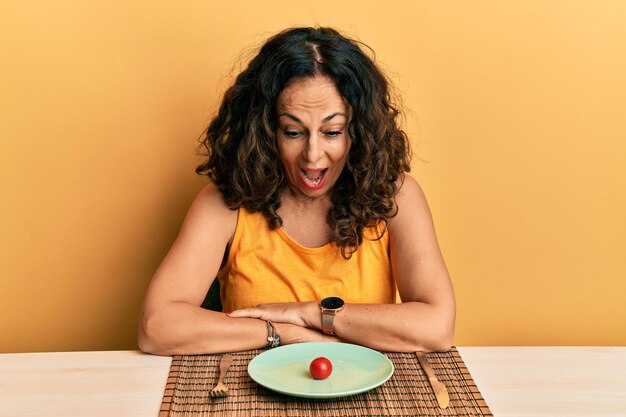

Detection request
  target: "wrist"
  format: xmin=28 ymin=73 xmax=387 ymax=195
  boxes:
xmin=303 ymin=301 xmax=322 ymax=330
xmin=265 ymin=320 xmax=280 ymax=348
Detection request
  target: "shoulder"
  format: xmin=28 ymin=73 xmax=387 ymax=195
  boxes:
xmin=180 ymin=183 xmax=238 ymax=243
xmin=194 ymin=182 xmax=231 ymax=209
xmin=189 ymin=183 xmax=235 ymax=216
xmin=388 ymin=174 xmax=432 ymax=232
xmin=396 ymin=174 xmax=423 ymax=198
xmin=394 ymin=174 xmax=428 ymax=211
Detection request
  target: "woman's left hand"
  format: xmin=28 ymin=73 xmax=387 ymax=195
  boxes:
xmin=226 ymin=301 xmax=320 ymax=329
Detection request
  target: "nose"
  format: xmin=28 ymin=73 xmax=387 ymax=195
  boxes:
xmin=303 ymin=133 xmax=323 ymax=162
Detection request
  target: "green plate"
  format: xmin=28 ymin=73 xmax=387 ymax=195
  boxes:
xmin=247 ymin=342 xmax=394 ymax=398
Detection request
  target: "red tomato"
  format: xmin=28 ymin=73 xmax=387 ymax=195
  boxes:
xmin=309 ymin=357 xmax=333 ymax=380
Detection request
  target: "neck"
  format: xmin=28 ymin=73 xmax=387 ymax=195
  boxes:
xmin=281 ymin=187 xmax=332 ymax=210
xmin=279 ymin=190 xmax=332 ymax=219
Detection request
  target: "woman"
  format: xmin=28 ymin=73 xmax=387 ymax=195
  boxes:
xmin=138 ymin=27 xmax=455 ymax=355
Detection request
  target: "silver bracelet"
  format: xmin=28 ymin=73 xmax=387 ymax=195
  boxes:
xmin=266 ymin=321 xmax=281 ymax=348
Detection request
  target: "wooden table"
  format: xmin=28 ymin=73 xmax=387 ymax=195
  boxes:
xmin=0 ymin=347 xmax=624 ymax=416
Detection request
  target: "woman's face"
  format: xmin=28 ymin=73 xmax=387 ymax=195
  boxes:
xmin=275 ymin=76 xmax=351 ymax=200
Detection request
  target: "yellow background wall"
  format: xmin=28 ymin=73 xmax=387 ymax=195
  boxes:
xmin=1 ymin=1 xmax=625 ymax=352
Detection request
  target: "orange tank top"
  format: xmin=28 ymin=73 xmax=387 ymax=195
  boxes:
xmin=217 ymin=207 xmax=395 ymax=312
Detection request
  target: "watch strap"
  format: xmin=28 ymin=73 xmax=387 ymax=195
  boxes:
xmin=321 ymin=310 xmax=337 ymax=335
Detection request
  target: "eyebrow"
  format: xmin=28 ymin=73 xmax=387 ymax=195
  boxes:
xmin=278 ymin=112 xmax=348 ymax=124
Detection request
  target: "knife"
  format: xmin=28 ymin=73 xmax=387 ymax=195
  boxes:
xmin=415 ymin=351 xmax=450 ymax=409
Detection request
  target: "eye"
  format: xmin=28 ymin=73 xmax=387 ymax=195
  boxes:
xmin=324 ymin=130 xmax=343 ymax=138
xmin=283 ymin=130 xmax=302 ymax=138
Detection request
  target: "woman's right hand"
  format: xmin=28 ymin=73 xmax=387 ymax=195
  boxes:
xmin=273 ymin=322 xmax=341 ymax=346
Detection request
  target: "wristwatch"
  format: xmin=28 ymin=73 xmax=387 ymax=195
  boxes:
xmin=319 ymin=296 xmax=345 ymax=335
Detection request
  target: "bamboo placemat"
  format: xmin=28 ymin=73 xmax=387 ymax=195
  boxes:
xmin=160 ymin=347 xmax=492 ymax=416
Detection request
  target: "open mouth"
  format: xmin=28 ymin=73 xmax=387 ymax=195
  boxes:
xmin=300 ymin=168 xmax=328 ymax=189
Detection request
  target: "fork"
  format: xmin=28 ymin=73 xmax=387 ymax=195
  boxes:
xmin=209 ymin=354 xmax=233 ymax=398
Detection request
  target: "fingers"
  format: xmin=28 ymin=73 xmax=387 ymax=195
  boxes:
xmin=225 ymin=302 xmax=314 ymax=328
xmin=274 ymin=322 xmax=340 ymax=345
xmin=226 ymin=308 xmax=266 ymax=319
xmin=226 ymin=306 xmax=290 ymax=323
xmin=226 ymin=305 xmax=303 ymax=327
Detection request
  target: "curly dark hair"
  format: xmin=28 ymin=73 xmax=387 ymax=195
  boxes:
xmin=196 ymin=27 xmax=411 ymax=258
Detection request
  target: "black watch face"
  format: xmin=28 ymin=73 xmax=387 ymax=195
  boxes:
xmin=322 ymin=296 xmax=344 ymax=310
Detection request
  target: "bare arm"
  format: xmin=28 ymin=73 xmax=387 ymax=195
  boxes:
xmin=228 ymin=176 xmax=456 ymax=352
xmin=138 ymin=184 xmax=337 ymax=355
